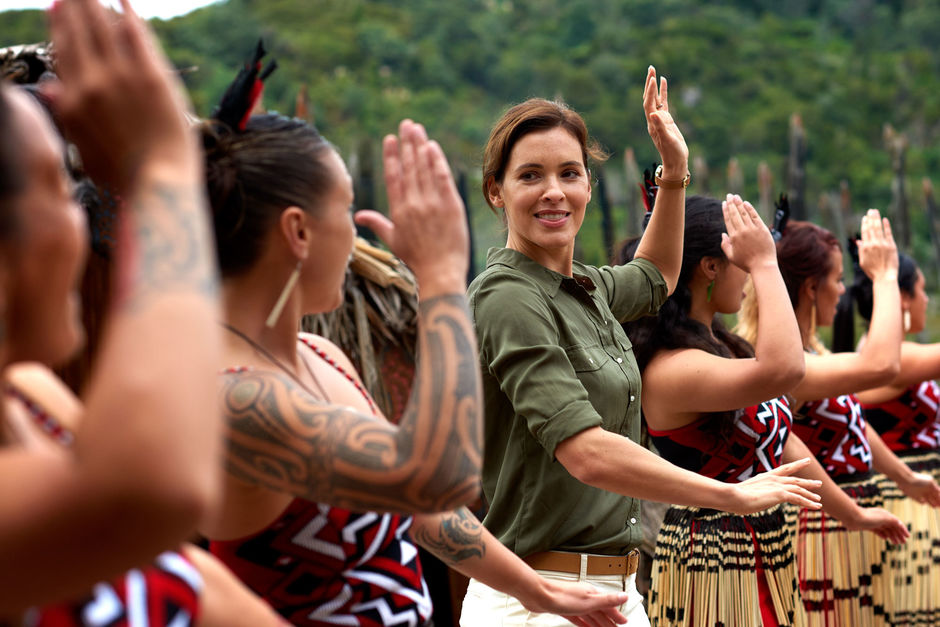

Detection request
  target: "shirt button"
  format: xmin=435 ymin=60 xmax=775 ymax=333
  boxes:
xmin=616 ymin=357 xmax=623 ymax=364
xmin=630 ymin=518 xmax=637 ymax=525
xmin=630 ymin=395 xmax=635 ymax=402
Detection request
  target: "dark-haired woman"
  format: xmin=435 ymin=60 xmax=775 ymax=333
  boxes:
xmin=463 ymin=68 xmax=822 ymax=626
xmin=198 ymin=90 xmax=636 ymax=624
xmin=0 ymin=0 xmax=225 ymax=618
xmin=837 ymin=251 xmax=940 ymax=624
xmin=736 ymin=212 xmax=922 ymax=626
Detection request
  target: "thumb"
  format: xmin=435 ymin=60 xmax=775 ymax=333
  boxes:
xmin=354 ymin=210 xmax=394 ymax=246
xmin=720 ymin=232 xmax=732 ymax=257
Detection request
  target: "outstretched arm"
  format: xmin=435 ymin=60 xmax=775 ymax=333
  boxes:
xmin=411 ymin=510 xmax=628 ymax=627
xmin=867 ymin=424 xmax=940 ymax=507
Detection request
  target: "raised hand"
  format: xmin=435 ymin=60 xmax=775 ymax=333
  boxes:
xmin=857 ymin=209 xmax=899 ymax=282
xmin=642 ymin=65 xmax=688 ymax=179
xmin=729 ymin=458 xmax=823 ymax=515
xmin=720 ymin=193 xmax=778 ymax=273
xmin=355 ymin=119 xmax=469 ymax=296
xmin=845 ymin=506 xmax=910 ymax=545
xmin=47 ymin=0 xmax=198 ymax=192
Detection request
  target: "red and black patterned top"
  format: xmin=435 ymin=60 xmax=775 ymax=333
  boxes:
xmin=792 ymin=394 xmax=872 ymax=478
xmin=4 ymin=386 xmax=202 ymax=627
xmin=648 ymin=397 xmax=793 ymax=483
xmin=25 ymin=552 xmax=201 ymax=627
xmin=862 ymin=380 xmax=940 ymax=453
xmin=212 ymin=336 xmax=431 ymax=627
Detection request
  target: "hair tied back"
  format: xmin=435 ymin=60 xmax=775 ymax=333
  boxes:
xmin=771 ymin=193 xmax=790 ymax=241
xmin=213 ymin=39 xmax=278 ymax=132
xmin=640 ymin=164 xmax=659 ymax=229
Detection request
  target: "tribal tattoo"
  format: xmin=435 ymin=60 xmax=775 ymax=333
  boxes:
xmin=219 ymin=293 xmax=482 ymax=513
xmin=411 ymin=508 xmax=486 ymax=565
xmin=119 ymin=181 xmax=219 ymax=309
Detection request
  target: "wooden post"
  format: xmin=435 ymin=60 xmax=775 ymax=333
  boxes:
xmin=457 ymin=169 xmax=476 ymax=284
xmin=884 ymin=124 xmax=911 ymax=249
xmin=922 ymin=178 xmax=940 ymax=285
xmin=623 ymin=148 xmax=642 ymax=235
xmin=597 ymin=170 xmax=615 ymax=261
xmin=295 ymin=83 xmax=312 ymax=123
xmin=787 ymin=113 xmax=807 ymax=220
xmin=693 ymin=154 xmax=710 ymax=196
xmin=727 ymin=157 xmax=743 ymax=195
xmin=352 ymin=139 xmax=378 ymax=243
xmin=757 ymin=161 xmax=773 ymax=224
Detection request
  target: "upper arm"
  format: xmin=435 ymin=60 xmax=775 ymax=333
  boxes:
xmin=891 ymin=341 xmax=940 ymax=389
xmin=791 ymin=351 xmax=898 ymax=404
xmin=597 ymin=258 xmax=668 ymax=322
xmin=219 ymin=370 xmax=472 ymax=514
xmin=642 ymin=348 xmax=802 ymax=425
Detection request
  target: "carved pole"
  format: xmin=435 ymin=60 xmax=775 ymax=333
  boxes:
xmin=727 ymin=157 xmax=743 ymax=195
xmin=787 ymin=113 xmax=807 ymax=220
xmin=923 ymin=178 xmax=940 ymax=285
xmin=757 ymin=161 xmax=773 ymax=224
xmin=884 ymin=124 xmax=911 ymax=249
xmin=693 ymin=154 xmax=710 ymax=196
xmin=623 ymin=148 xmax=642 ymax=235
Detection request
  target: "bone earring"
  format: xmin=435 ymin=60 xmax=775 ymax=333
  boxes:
xmin=265 ymin=260 xmax=302 ymax=328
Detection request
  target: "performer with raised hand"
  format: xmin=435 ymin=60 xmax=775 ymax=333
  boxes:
xmin=463 ymin=67 xmax=822 ymax=626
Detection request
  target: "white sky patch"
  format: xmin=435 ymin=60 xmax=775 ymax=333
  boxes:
xmin=0 ymin=0 xmax=221 ymax=20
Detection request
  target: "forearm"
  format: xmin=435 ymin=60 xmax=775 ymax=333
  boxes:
xmin=634 ymin=184 xmax=685 ymax=293
xmin=560 ymin=428 xmax=737 ymax=509
xmin=859 ymin=277 xmax=902 ymax=375
xmin=411 ymin=509 xmax=551 ymax=611
xmin=783 ymin=436 xmax=861 ymax=524
xmin=867 ymin=424 xmax=914 ymax=485
xmin=394 ymin=293 xmax=482 ymax=510
xmin=751 ymin=263 xmax=804 ymax=375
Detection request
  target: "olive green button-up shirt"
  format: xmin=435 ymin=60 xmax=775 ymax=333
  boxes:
xmin=468 ymin=247 xmax=667 ymax=557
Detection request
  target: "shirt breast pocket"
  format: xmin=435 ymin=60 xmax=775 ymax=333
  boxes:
xmin=566 ymin=346 xmax=606 ymax=373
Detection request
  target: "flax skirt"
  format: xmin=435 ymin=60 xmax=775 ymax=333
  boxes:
xmin=649 ymin=503 xmax=805 ymax=627
xmin=873 ymin=450 xmax=940 ymax=626
xmin=792 ymin=472 xmax=892 ymax=627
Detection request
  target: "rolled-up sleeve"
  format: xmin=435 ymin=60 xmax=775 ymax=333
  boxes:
xmin=473 ymin=272 xmax=603 ymax=457
xmin=595 ymin=257 xmax=668 ymax=322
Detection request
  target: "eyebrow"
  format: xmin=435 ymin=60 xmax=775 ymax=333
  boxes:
xmin=513 ymin=160 xmax=584 ymax=173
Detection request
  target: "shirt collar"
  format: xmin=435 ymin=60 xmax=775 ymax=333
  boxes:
xmin=485 ymin=247 xmax=597 ymax=297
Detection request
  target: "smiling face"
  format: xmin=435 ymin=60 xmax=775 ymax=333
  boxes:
xmin=488 ymin=127 xmax=591 ymax=274
xmin=5 ymin=90 xmax=88 ymax=365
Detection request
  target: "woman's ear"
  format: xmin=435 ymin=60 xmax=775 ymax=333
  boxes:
xmin=698 ymin=256 xmax=721 ymax=281
xmin=486 ymin=177 xmax=503 ymax=209
xmin=801 ymin=277 xmax=819 ymax=303
xmin=278 ymin=206 xmax=310 ymax=261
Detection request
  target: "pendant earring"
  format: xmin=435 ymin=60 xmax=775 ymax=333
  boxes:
xmin=706 ymin=280 xmax=714 ymax=303
xmin=903 ymin=309 xmax=912 ymax=333
xmin=265 ymin=260 xmax=302 ymax=328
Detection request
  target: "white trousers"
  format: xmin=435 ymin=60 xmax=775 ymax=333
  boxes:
xmin=459 ymin=569 xmax=650 ymax=626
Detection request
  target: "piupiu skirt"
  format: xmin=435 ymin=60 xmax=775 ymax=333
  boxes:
xmin=873 ymin=449 xmax=940 ymax=626
xmin=649 ymin=503 xmax=806 ymax=627
xmin=794 ymin=471 xmax=892 ymax=627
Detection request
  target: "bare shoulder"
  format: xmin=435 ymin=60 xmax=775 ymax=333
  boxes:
xmin=297 ymin=332 xmax=364 ymax=382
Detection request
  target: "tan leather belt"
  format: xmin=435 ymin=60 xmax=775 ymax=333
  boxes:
xmin=523 ymin=549 xmax=640 ymax=576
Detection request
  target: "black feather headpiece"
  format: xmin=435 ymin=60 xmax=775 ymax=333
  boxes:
xmin=770 ymin=193 xmax=790 ymax=242
xmin=213 ymin=40 xmax=278 ymax=131
xmin=640 ymin=164 xmax=658 ymax=229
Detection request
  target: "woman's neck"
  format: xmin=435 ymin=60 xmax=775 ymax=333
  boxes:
xmin=505 ymin=236 xmax=575 ymax=277
xmin=795 ymin=302 xmax=815 ymax=350
xmin=222 ymin=273 xmax=302 ymax=365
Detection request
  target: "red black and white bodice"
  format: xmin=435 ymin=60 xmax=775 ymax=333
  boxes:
xmin=861 ymin=380 xmax=940 ymax=453
xmin=647 ymin=396 xmax=793 ymax=482
xmin=792 ymin=394 xmax=872 ymax=478
xmin=212 ymin=336 xmax=431 ymax=626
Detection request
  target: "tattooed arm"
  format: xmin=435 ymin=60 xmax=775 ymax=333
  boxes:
xmin=221 ymin=293 xmax=481 ymax=513
xmin=0 ymin=0 xmax=221 ymax=612
xmin=410 ymin=510 xmax=628 ymax=626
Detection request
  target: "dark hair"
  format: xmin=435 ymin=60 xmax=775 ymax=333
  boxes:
xmin=621 ymin=195 xmax=754 ymax=439
xmin=832 ymin=251 xmax=919 ymax=352
xmin=775 ymin=220 xmax=841 ymax=309
xmin=202 ymin=114 xmax=335 ymax=277
xmin=0 ymin=84 xmax=23 ymax=241
xmin=481 ymin=98 xmax=607 ymax=212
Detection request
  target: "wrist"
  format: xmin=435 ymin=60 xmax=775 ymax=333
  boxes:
xmin=658 ymin=161 xmax=689 ymax=180
xmin=414 ymin=270 xmax=467 ymax=299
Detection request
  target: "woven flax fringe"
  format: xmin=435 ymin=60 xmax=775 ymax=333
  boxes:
xmin=873 ymin=451 xmax=940 ymax=627
xmin=649 ymin=503 xmax=806 ymax=627
xmin=795 ymin=474 xmax=892 ymax=627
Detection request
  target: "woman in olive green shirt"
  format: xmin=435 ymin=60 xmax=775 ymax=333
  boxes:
xmin=460 ymin=67 xmax=823 ymax=626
